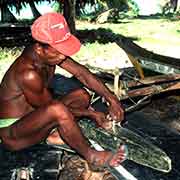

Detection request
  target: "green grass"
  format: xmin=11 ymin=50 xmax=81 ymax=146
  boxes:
xmin=0 ymin=47 xmax=22 ymax=61
xmin=0 ymin=47 xmax=22 ymax=81
xmin=74 ymin=18 xmax=180 ymax=60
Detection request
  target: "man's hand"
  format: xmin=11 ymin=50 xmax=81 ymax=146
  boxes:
xmin=107 ymin=100 xmax=124 ymax=123
xmin=94 ymin=111 xmax=113 ymax=130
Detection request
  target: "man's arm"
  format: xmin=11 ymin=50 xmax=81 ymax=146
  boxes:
xmin=59 ymin=57 xmax=124 ymax=121
xmin=18 ymin=69 xmax=53 ymax=107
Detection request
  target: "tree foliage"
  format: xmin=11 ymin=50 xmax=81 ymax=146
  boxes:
xmin=0 ymin=0 xmax=53 ymax=14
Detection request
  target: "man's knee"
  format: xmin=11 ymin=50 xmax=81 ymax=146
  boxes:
xmin=47 ymin=100 xmax=73 ymax=120
xmin=75 ymin=88 xmax=91 ymax=104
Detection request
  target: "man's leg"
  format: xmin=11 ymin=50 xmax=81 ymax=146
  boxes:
xmin=47 ymin=88 xmax=91 ymax=145
xmin=1 ymin=100 xmax=89 ymax=155
xmin=0 ymin=100 xmax=126 ymax=168
xmin=60 ymin=88 xmax=90 ymax=109
xmin=47 ymin=88 xmax=108 ymax=144
xmin=61 ymin=88 xmax=108 ymax=126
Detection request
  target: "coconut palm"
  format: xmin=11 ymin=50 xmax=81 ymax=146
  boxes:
xmin=0 ymin=0 xmax=54 ymax=22
xmin=0 ymin=0 xmax=131 ymax=32
xmin=170 ymin=0 xmax=178 ymax=12
xmin=0 ymin=2 xmax=17 ymax=22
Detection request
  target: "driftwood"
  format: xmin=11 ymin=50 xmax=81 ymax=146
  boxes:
xmin=112 ymin=81 xmax=180 ymax=100
xmin=124 ymin=74 xmax=180 ymax=87
xmin=104 ymin=80 xmax=180 ymax=101
xmin=86 ymin=64 xmax=180 ymax=100
xmin=127 ymin=53 xmax=145 ymax=79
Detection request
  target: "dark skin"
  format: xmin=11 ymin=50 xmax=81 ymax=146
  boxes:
xmin=0 ymin=43 xmax=125 ymax=168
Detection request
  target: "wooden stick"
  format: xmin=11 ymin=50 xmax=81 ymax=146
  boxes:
xmin=106 ymin=81 xmax=180 ymax=100
xmin=125 ymin=74 xmax=180 ymax=87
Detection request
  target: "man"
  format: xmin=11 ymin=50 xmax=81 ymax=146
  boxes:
xmin=0 ymin=12 xmax=126 ymax=169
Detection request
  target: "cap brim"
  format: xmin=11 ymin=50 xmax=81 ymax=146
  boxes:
xmin=50 ymin=35 xmax=81 ymax=56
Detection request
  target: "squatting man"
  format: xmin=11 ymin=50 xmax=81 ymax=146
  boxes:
xmin=0 ymin=12 xmax=127 ymax=169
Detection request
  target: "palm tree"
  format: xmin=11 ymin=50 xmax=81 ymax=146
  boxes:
xmin=170 ymin=0 xmax=178 ymax=12
xmin=0 ymin=0 xmax=53 ymax=22
xmin=64 ymin=0 xmax=129 ymax=33
xmin=63 ymin=0 xmax=76 ymax=34
xmin=0 ymin=3 xmax=17 ymax=22
xmin=28 ymin=1 xmax=42 ymax=19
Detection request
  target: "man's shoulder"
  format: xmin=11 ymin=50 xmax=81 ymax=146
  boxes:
xmin=17 ymin=67 xmax=44 ymax=91
xmin=19 ymin=68 xmax=41 ymax=83
xmin=15 ymin=58 xmax=40 ymax=82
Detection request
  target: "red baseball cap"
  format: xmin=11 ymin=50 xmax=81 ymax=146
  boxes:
xmin=31 ymin=12 xmax=81 ymax=56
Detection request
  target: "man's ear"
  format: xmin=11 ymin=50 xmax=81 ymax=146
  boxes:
xmin=34 ymin=43 xmax=43 ymax=55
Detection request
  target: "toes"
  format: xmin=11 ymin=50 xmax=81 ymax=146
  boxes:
xmin=113 ymin=162 xmax=119 ymax=167
xmin=118 ymin=145 xmax=128 ymax=157
xmin=118 ymin=145 xmax=128 ymax=162
xmin=109 ymin=154 xmax=125 ymax=166
xmin=109 ymin=145 xmax=128 ymax=167
xmin=119 ymin=144 xmax=125 ymax=152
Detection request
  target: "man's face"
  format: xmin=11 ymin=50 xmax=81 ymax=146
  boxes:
xmin=42 ymin=45 xmax=67 ymax=65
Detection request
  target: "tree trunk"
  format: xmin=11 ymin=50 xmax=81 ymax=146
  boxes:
xmin=29 ymin=1 xmax=41 ymax=19
xmin=1 ymin=4 xmax=17 ymax=22
xmin=63 ymin=0 xmax=76 ymax=34
xmin=170 ymin=0 xmax=178 ymax=12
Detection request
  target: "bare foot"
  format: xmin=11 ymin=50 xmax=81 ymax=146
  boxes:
xmin=46 ymin=130 xmax=65 ymax=145
xmin=87 ymin=145 xmax=127 ymax=171
xmin=108 ymin=145 xmax=127 ymax=166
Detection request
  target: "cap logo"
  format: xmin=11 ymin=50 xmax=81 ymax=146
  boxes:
xmin=54 ymin=32 xmax=71 ymax=43
xmin=51 ymin=23 xmax=64 ymax=29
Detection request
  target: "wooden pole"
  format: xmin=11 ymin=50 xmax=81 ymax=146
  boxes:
xmin=106 ymin=81 xmax=180 ymax=100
